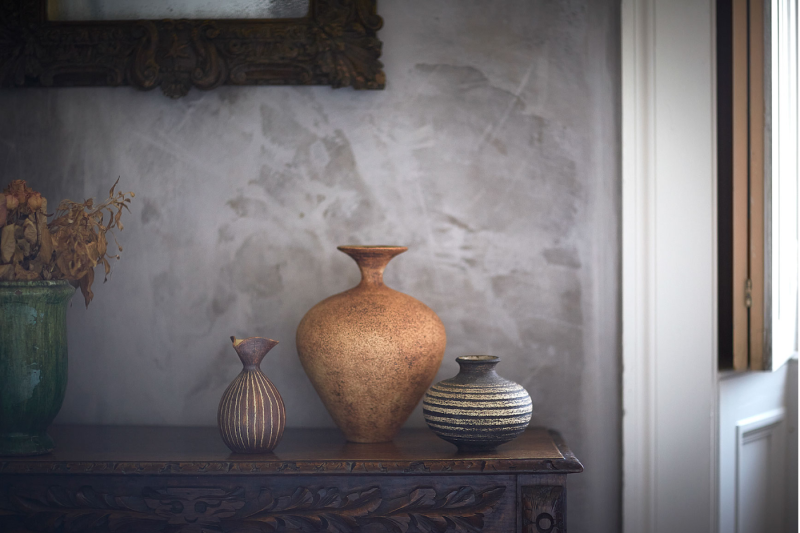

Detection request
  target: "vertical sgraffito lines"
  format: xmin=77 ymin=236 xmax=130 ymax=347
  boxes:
xmin=217 ymin=369 xmax=285 ymax=453
xmin=255 ymin=370 xmax=284 ymax=451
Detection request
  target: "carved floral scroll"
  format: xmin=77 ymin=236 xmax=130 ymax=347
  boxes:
xmin=2 ymin=483 xmax=506 ymax=532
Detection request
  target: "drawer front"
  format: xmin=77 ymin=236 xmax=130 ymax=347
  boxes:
xmin=0 ymin=474 xmax=517 ymax=532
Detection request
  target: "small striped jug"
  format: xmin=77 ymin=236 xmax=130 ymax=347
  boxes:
xmin=217 ymin=336 xmax=285 ymax=453
xmin=423 ymin=355 xmax=532 ymax=452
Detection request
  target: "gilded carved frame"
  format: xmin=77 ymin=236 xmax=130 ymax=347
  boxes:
xmin=0 ymin=0 xmax=384 ymax=98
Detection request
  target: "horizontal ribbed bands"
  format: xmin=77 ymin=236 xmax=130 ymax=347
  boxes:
xmin=425 ymin=386 xmax=529 ymax=402
xmin=432 ymin=382 xmax=524 ymax=392
xmin=423 ymin=397 xmax=532 ymax=410
xmin=423 ymin=413 xmax=532 ymax=426
xmin=423 ymin=405 xmax=532 ymax=418
xmin=422 ymin=377 xmax=532 ymax=450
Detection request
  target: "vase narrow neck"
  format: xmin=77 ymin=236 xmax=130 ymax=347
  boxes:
xmin=231 ymin=336 xmax=279 ymax=370
xmin=338 ymin=246 xmax=408 ymax=288
xmin=456 ymin=356 xmax=501 ymax=377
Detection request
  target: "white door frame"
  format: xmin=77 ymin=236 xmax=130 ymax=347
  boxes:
xmin=622 ymin=1 xmax=719 ymax=532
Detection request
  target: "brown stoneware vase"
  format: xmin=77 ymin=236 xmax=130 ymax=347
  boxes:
xmin=217 ymin=336 xmax=285 ymax=453
xmin=296 ymin=245 xmax=447 ymax=443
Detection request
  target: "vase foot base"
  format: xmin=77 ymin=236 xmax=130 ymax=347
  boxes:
xmin=343 ymin=434 xmax=398 ymax=444
xmin=0 ymin=432 xmax=54 ymax=456
xmin=448 ymin=439 xmax=516 ymax=453
xmin=455 ymin=445 xmax=501 ymax=453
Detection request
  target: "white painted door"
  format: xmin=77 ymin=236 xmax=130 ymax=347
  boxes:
xmin=718 ymin=361 xmax=798 ymax=533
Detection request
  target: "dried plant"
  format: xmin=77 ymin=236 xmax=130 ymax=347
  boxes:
xmin=0 ymin=179 xmax=135 ymax=307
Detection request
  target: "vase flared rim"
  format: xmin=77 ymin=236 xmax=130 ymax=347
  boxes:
xmin=456 ymin=355 xmax=500 ymax=364
xmin=337 ymin=245 xmax=408 ymax=251
xmin=231 ymin=335 xmax=280 ymax=346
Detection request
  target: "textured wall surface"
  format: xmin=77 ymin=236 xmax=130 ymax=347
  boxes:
xmin=0 ymin=1 xmax=621 ymax=531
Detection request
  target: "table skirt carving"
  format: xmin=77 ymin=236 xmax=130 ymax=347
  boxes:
xmin=0 ymin=426 xmax=582 ymax=532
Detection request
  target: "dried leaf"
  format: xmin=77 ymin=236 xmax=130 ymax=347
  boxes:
xmin=36 ymin=213 xmax=54 ymax=263
xmin=14 ymin=263 xmax=39 ymax=281
xmin=97 ymin=232 xmax=107 ymax=258
xmin=85 ymin=242 xmax=98 ymax=267
xmin=1 ymin=225 xmax=15 ymax=263
xmin=55 ymin=251 xmax=71 ymax=279
xmin=17 ymin=237 xmax=31 ymax=257
xmin=2 ymin=179 xmax=133 ymax=307
xmin=78 ymin=269 xmax=94 ymax=308
xmin=29 ymin=255 xmax=45 ymax=274
xmin=49 ymin=214 xmax=70 ymax=227
xmin=27 ymin=193 xmax=43 ymax=211
xmin=23 ymin=217 xmax=37 ymax=244
xmin=0 ymin=264 xmax=12 ymax=280
xmin=2 ymin=180 xmax=47 ymax=218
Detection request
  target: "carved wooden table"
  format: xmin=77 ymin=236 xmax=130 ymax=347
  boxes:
xmin=0 ymin=426 xmax=582 ymax=532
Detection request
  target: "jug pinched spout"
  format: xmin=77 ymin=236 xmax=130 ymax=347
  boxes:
xmin=230 ymin=336 xmax=279 ymax=369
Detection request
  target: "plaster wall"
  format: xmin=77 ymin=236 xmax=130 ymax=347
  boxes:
xmin=0 ymin=1 xmax=621 ymax=531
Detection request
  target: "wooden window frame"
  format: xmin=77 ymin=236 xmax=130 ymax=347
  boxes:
xmin=720 ymin=0 xmax=799 ymax=371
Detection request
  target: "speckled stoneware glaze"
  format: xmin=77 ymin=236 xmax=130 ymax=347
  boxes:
xmin=296 ymin=245 xmax=447 ymax=443
xmin=423 ymin=355 xmax=532 ymax=452
xmin=218 ymin=336 xmax=285 ymax=453
xmin=0 ymin=280 xmax=75 ymax=456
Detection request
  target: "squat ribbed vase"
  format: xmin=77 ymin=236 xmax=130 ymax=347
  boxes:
xmin=217 ymin=336 xmax=285 ymax=454
xmin=423 ymin=356 xmax=532 ymax=452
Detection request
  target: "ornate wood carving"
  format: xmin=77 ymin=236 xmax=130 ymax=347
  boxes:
xmin=521 ymin=485 xmax=565 ymax=533
xmin=1 ymin=483 xmax=506 ymax=532
xmin=0 ymin=0 xmax=384 ymax=98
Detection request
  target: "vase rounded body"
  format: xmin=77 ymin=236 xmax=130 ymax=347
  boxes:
xmin=217 ymin=336 xmax=285 ymax=453
xmin=423 ymin=356 xmax=532 ymax=452
xmin=296 ymin=245 xmax=447 ymax=443
xmin=0 ymin=280 xmax=75 ymax=456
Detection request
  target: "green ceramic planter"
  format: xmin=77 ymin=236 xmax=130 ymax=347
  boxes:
xmin=0 ymin=280 xmax=75 ymax=456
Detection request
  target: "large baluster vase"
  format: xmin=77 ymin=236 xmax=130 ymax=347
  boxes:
xmin=296 ymin=245 xmax=446 ymax=443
